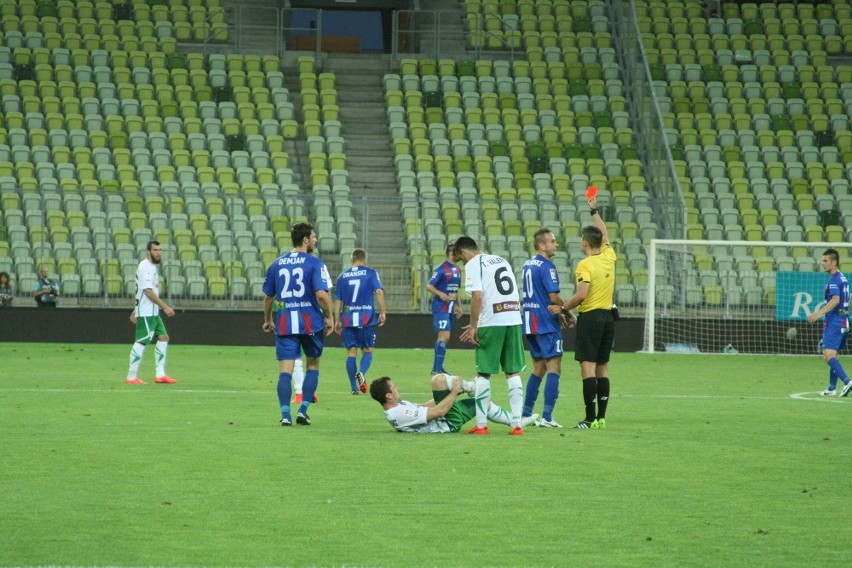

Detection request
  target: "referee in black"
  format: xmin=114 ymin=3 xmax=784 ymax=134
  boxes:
xmin=552 ymin=192 xmax=617 ymax=429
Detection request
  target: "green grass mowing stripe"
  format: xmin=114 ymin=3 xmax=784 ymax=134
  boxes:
xmin=1 ymin=344 xmax=851 ymax=566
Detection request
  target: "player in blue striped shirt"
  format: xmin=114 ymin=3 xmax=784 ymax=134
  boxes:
xmin=425 ymin=244 xmax=463 ymax=374
xmin=808 ymin=248 xmax=852 ymax=397
xmin=521 ymin=229 xmax=571 ymax=427
xmin=262 ymin=223 xmax=335 ymax=427
xmin=334 ymin=249 xmax=387 ymax=394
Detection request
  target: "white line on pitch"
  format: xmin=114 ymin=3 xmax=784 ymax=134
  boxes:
xmin=2 ymin=388 xmax=839 ymax=402
xmin=789 ymin=391 xmax=851 ymax=403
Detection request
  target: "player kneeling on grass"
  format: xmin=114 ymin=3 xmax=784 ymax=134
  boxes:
xmin=370 ymin=374 xmax=538 ymax=434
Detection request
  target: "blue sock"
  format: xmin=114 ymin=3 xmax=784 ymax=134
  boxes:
xmin=299 ymin=369 xmax=319 ymax=415
xmin=522 ymin=374 xmax=541 ymax=417
xmin=828 ymin=368 xmax=838 ymax=391
xmin=346 ymin=356 xmax=357 ymax=391
xmin=542 ymin=372 xmax=560 ymax=422
xmin=360 ymin=351 xmax=373 ymax=375
xmin=828 ymin=358 xmax=850 ymax=385
xmin=432 ymin=340 xmax=447 ymax=373
xmin=277 ymin=372 xmax=292 ymax=419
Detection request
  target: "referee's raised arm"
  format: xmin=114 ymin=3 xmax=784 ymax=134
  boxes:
xmin=587 ymin=194 xmax=609 ymax=245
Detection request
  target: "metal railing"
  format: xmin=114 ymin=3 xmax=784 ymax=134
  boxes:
xmin=178 ymin=5 xmax=324 ymax=61
xmin=1 ymin=189 xmax=428 ymax=312
xmin=391 ymin=9 xmax=518 ymax=63
xmin=608 ymin=0 xmax=686 ymax=240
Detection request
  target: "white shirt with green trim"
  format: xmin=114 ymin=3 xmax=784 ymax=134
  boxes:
xmin=384 ymin=401 xmax=452 ymax=433
xmin=464 ymin=253 xmax=522 ymax=328
xmin=135 ymin=259 xmax=160 ymax=317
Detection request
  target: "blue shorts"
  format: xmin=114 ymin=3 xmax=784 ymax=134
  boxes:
xmin=433 ymin=311 xmax=455 ymax=332
xmin=342 ymin=326 xmax=377 ymax=349
xmin=526 ymin=331 xmax=563 ymax=360
xmin=822 ymin=325 xmax=849 ymax=352
xmin=275 ymin=331 xmax=325 ymax=360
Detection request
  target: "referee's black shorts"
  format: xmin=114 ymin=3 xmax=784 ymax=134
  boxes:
xmin=574 ymin=308 xmax=615 ymax=363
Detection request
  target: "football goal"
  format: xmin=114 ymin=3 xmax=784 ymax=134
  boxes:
xmin=644 ymin=240 xmax=852 ymax=354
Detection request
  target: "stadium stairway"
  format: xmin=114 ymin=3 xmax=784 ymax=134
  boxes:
xmin=321 ymin=54 xmax=413 ymax=309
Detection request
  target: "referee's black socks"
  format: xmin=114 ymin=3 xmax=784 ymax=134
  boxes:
xmin=596 ymin=377 xmax=610 ymax=419
xmin=582 ymin=378 xmax=597 ymax=423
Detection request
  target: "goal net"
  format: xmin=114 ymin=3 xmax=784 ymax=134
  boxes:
xmin=644 ymin=239 xmax=852 ymax=354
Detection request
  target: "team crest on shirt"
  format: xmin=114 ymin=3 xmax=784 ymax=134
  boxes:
xmin=549 ymin=268 xmax=557 ymax=281
xmin=403 ymin=408 xmax=419 ymax=417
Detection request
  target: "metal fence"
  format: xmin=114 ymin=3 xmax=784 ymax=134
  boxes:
xmin=0 ymin=188 xmax=432 ymax=312
xmin=391 ymin=9 xmax=519 ymax=63
xmin=179 ymin=4 xmax=325 ymax=62
xmin=608 ymin=0 xmax=686 ymax=240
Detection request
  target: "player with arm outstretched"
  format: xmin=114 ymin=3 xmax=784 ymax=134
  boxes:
xmin=553 ymin=190 xmax=617 ymax=429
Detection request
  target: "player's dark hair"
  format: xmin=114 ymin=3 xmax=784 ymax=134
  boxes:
xmin=369 ymin=377 xmax=393 ymax=404
xmin=291 ymin=223 xmax=315 ymax=247
xmin=824 ymin=248 xmax=840 ymax=267
xmin=146 ymin=240 xmax=160 ymax=251
xmin=445 ymin=243 xmax=455 ymax=258
xmin=351 ymin=248 xmax=366 ymax=263
xmin=534 ymin=228 xmax=553 ymax=248
xmin=452 ymin=236 xmax=479 ymax=257
xmin=581 ymin=226 xmax=603 ymax=248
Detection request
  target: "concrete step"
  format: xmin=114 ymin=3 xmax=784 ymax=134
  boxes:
xmin=344 ymin=156 xmax=395 ymax=169
xmin=339 ymin=103 xmax=386 ymax=117
xmin=335 ymin=74 xmax=385 ymax=88
xmin=336 ymin=90 xmax=385 ymax=104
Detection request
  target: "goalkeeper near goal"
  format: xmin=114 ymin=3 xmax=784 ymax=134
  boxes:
xmin=552 ymin=191 xmax=616 ymax=429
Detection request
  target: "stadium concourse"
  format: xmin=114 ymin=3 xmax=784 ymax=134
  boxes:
xmin=0 ymin=0 xmax=850 ymax=322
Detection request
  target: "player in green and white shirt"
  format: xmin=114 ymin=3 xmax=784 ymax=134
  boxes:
xmin=369 ymin=374 xmax=538 ymax=434
xmin=125 ymin=240 xmax=177 ymax=385
xmin=453 ymin=236 xmax=526 ymax=435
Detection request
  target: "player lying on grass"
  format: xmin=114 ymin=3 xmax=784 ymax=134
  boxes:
xmin=370 ymin=374 xmax=539 ymax=434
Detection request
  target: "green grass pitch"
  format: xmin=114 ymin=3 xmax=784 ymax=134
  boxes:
xmin=1 ymin=342 xmax=851 ymax=567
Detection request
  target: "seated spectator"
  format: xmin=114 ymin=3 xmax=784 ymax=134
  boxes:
xmin=0 ymin=271 xmax=13 ymax=309
xmin=33 ymin=266 xmax=60 ymax=309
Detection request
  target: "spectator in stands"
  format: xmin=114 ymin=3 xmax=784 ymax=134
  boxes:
xmin=0 ymin=271 xmax=14 ymax=309
xmin=33 ymin=266 xmax=60 ymax=309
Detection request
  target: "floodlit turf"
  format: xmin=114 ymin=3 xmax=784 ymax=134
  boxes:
xmin=1 ymin=342 xmax=851 ymax=567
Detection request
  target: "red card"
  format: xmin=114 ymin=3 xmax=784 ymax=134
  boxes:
xmin=585 ymin=186 xmax=598 ymax=199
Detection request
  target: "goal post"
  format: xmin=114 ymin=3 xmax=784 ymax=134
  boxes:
xmin=644 ymin=239 xmax=852 ymax=354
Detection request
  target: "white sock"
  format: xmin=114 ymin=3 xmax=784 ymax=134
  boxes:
xmin=293 ymin=359 xmax=305 ymax=394
xmin=486 ymin=402 xmax=512 ymax=425
xmin=473 ymin=376 xmax=491 ymax=427
xmin=506 ymin=374 xmax=524 ymax=428
xmin=461 ymin=379 xmax=475 ymax=395
xmin=154 ymin=341 xmax=168 ymax=377
xmin=127 ymin=343 xmax=145 ymax=380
